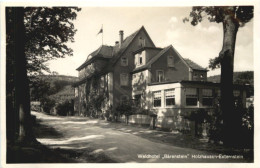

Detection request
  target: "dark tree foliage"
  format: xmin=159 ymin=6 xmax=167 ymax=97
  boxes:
xmin=184 ymin=109 xmax=211 ymax=137
xmin=30 ymin=79 xmax=51 ymax=101
xmin=40 ymin=97 xmax=56 ymax=114
xmin=6 ymin=7 xmax=81 ymax=143
xmin=185 ymin=6 xmax=253 ymax=147
xmin=50 ymin=80 xmax=73 ymax=94
xmin=6 ymin=7 xmax=81 ymax=76
xmin=234 ymin=71 xmax=254 ymax=85
xmin=56 ymin=100 xmax=74 ymax=116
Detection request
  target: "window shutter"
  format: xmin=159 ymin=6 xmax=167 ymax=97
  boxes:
xmin=153 ymin=91 xmax=161 ymax=99
xmin=165 ymin=89 xmax=175 ymax=98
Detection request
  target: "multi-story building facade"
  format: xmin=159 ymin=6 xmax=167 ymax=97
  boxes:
xmin=73 ymin=26 xmax=246 ymax=130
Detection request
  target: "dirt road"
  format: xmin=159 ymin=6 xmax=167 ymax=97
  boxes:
xmin=33 ymin=112 xmax=247 ymax=163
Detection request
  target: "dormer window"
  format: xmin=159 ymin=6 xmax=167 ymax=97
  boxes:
xmin=136 ymin=53 xmax=143 ymax=67
xmin=121 ymin=57 xmax=128 ymax=66
xmin=167 ymin=55 xmax=174 ymax=67
xmin=139 ymin=37 xmax=145 ymax=47
xmin=139 ymin=56 xmax=143 ymax=65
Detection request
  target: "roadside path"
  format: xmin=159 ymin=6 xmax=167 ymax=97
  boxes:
xmin=33 ymin=112 xmax=247 ymax=163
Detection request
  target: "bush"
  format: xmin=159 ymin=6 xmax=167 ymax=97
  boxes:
xmin=56 ymin=100 xmax=74 ymax=116
xmin=133 ymin=107 xmax=149 ymax=115
xmin=184 ymin=109 xmax=211 ymax=137
xmin=242 ymin=104 xmax=254 ymax=130
xmin=87 ymin=91 xmax=105 ymax=118
xmin=104 ymin=105 xmax=113 ymax=121
xmin=31 ymin=104 xmax=41 ymax=112
xmin=208 ymin=103 xmax=254 ymax=147
xmin=241 ymin=104 xmax=254 ymax=148
xmin=207 ymin=104 xmax=224 ymax=142
xmin=116 ymin=101 xmax=133 ymax=116
xmin=40 ymin=97 xmax=56 ymax=114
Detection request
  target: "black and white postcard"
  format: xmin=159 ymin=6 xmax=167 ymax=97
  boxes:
xmin=1 ymin=1 xmax=259 ymax=168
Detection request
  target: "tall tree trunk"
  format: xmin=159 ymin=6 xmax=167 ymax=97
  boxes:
xmin=6 ymin=7 xmax=18 ymax=143
xmin=13 ymin=7 xmax=35 ymax=143
xmin=219 ymin=8 xmax=240 ymax=147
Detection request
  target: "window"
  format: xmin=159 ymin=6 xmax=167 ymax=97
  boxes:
xmin=136 ymin=53 xmax=143 ymax=66
xmin=139 ymin=56 xmax=143 ymax=65
xmin=165 ymin=89 xmax=175 ymax=106
xmin=156 ymin=70 xmax=164 ymax=82
xmin=139 ymin=37 xmax=145 ymax=47
xmin=200 ymin=74 xmax=204 ymax=78
xmin=167 ymin=56 xmax=174 ymax=67
xmin=134 ymin=94 xmax=142 ymax=107
xmin=120 ymin=73 xmax=129 ymax=86
xmin=135 ymin=52 xmax=145 ymax=67
xmin=153 ymin=91 xmax=161 ymax=107
xmin=186 ymin=88 xmax=198 ymax=106
xmin=202 ymin=89 xmax=213 ymax=106
xmin=193 ymin=73 xmax=199 ymax=80
xmin=121 ymin=57 xmax=128 ymax=66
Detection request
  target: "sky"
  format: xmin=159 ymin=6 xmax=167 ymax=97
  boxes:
xmin=47 ymin=7 xmax=254 ymax=77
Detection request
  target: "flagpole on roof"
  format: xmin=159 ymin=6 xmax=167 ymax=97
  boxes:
xmin=97 ymin=24 xmax=103 ymax=45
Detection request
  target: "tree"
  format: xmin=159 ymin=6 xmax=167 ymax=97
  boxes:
xmin=6 ymin=7 xmax=81 ymax=143
xmin=116 ymin=101 xmax=133 ymax=124
xmin=24 ymin=7 xmax=81 ymax=76
xmin=10 ymin=7 xmax=35 ymax=143
xmin=184 ymin=6 xmax=253 ymax=146
xmin=30 ymin=79 xmax=51 ymax=101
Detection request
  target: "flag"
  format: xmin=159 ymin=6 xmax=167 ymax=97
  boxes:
xmin=97 ymin=26 xmax=103 ymax=35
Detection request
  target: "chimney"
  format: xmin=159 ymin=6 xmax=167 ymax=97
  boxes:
xmin=115 ymin=41 xmax=119 ymax=46
xmin=119 ymin=30 xmax=124 ymax=47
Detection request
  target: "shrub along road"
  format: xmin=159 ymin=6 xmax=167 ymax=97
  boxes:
xmin=32 ymin=111 xmax=251 ymax=163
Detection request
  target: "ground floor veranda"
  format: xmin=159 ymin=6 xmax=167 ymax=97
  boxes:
xmin=74 ymin=80 xmax=247 ymax=136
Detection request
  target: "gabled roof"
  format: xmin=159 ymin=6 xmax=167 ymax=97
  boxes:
xmin=171 ymin=46 xmax=207 ymax=71
xmin=111 ymin=26 xmax=156 ymax=64
xmin=76 ymin=26 xmax=155 ymax=71
xmin=132 ymin=46 xmax=162 ymax=55
xmin=112 ymin=28 xmax=140 ymax=57
xmin=89 ymin=45 xmax=114 ymax=58
xmin=76 ymin=45 xmax=113 ymax=70
xmin=132 ymin=45 xmax=207 ymax=73
xmin=183 ymin=58 xmax=207 ymax=71
xmin=132 ymin=45 xmax=171 ymax=73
